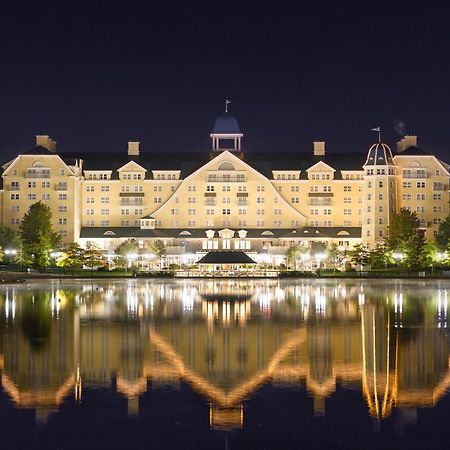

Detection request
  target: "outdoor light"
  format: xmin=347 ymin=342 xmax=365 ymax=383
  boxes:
xmin=315 ymin=252 xmax=326 ymax=263
xmin=393 ymin=252 xmax=404 ymax=262
xmin=4 ymin=249 xmax=17 ymax=257
xmin=436 ymin=252 xmax=447 ymax=261
xmin=50 ymin=252 xmax=60 ymax=259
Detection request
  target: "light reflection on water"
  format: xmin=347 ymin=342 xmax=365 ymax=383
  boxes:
xmin=0 ymin=278 xmax=449 ymax=439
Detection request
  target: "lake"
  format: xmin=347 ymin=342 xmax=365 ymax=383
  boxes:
xmin=0 ymin=278 xmax=449 ymax=449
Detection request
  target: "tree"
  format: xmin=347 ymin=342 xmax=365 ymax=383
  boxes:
xmin=327 ymin=243 xmax=345 ymax=270
xmin=0 ymin=246 xmax=3 ymax=263
xmin=84 ymin=245 xmax=106 ymax=270
xmin=349 ymin=243 xmax=370 ymax=269
xmin=19 ymin=202 xmax=60 ymax=267
xmin=386 ymin=208 xmax=421 ymax=250
xmin=150 ymin=239 xmax=167 ymax=270
xmin=419 ymin=240 xmax=439 ymax=270
xmin=370 ymin=244 xmax=392 ymax=269
xmin=114 ymin=239 xmax=140 ymax=268
xmin=285 ymin=244 xmax=301 ymax=270
xmin=0 ymin=226 xmax=21 ymax=253
xmin=57 ymin=243 xmax=85 ymax=268
xmin=435 ymin=215 xmax=450 ymax=249
xmin=386 ymin=208 xmax=425 ymax=270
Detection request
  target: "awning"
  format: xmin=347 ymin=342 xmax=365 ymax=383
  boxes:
xmin=197 ymin=251 xmax=257 ymax=265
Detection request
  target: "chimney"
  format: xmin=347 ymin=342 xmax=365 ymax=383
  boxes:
xmin=35 ymin=135 xmax=57 ymax=153
xmin=313 ymin=141 xmax=325 ymax=156
xmin=128 ymin=141 xmax=140 ymax=156
xmin=397 ymin=135 xmax=417 ymax=153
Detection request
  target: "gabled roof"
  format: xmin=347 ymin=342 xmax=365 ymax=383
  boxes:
xmin=197 ymin=251 xmax=256 ymax=265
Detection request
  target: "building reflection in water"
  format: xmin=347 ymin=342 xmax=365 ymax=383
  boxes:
xmin=0 ymin=279 xmax=449 ymax=430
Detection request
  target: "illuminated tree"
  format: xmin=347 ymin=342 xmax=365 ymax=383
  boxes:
xmin=57 ymin=243 xmax=85 ymax=268
xmin=19 ymin=201 xmax=60 ymax=267
xmin=349 ymin=243 xmax=370 ymax=269
xmin=435 ymin=215 xmax=450 ymax=249
xmin=285 ymin=244 xmax=301 ymax=270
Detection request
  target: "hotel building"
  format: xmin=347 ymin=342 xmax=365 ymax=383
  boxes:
xmin=1 ymin=112 xmax=449 ymax=262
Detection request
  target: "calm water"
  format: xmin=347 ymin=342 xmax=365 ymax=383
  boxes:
xmin=0 ymin=278 xmax=449 ymax=449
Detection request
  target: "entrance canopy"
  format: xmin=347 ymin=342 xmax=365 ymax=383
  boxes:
xmin=198 ymin=251 xmax=256 ymax=265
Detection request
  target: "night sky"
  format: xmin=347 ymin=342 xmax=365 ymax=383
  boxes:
xmin=1 ymin=1 xmax=450 ymax=161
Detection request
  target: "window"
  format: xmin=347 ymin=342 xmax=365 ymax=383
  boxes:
xmin=101 ymin=197 xmax=110 ymax=203
xmin=11 ymin=206 xmax=19 ymax=213
xmin=101 ymin=220 xmax=110 ymax=226
xmin=256 ymin=197 xmax=265 ymax=203
xmin=291 ymin=186 xmax=299 ymax=192
xmin=256 ymin=220 xmax=265 ymax=226
xmin=379 ymin=206 xmax=383 ymax=212
xmin=222 ymin=197 xmax=230 ymax=204
xmin=291 ymin=197 xmax=299 ymax=203
xmin=10 ymin=194 xmax=19 ymax=200
xmin=416 ymin=181 xmax=426 ymax=188
xmin=27 ymin=193 xmax=36 ymax=200
xmin=273 ymin=220 xmax=282 ymax=227
xmin=238 ymin=208 xmax=246 ymax=215
xmin=86 ymin=209 xmax=94 ymax=215
xmin=41 ymin=193 xmax=50 ymax=200
xmin=101 ymin=209 xmax=110 ymax=215
xmin=206 ymin=185 xmax=215 ymax=192
xmin=257 ymin=185 xmax=265 ymax=192
xmin=188 ymin=185 xmax=196 ymax=192
xmin=378 ymin=218 xmax=384 ymax=224
xmin=188 ymin=208 xmax=196 ymax=215
xmin=324 ymin=220 xmax=332 ymax=227
xmin=402 ymin=194 xmax=412 ymax=200
xmin=344 ymin=185 xmax=352 ymax=192
xmin=402 ymin=181 xmax=411 ymax=188
xmin=257 ymin=209 xmax=265 ymax=215
xmin=378 ymin=181 xmax=383 ymax=188
xmin=378 ymin=193 xmax=383 ymax=200
xmin=86 ymin=185 xmax=95 ymax=192
xmin=324 ymin=209 xmax=331 ymax=215
xmin=274 ymin=209 xmax=282 ymax=215
xmin=433 ymin=194 xmax=443 ymax=200
xmin=416 ymin=194 xmax=425 ymax=201
xmin=27 ymin=181 xmax=36 ymax=188
xmin=58 ymin=206 xmax=67 ymax=213
xmin=10 ymin=218 xmax=19 ymax=225
xmin=323 ymin=185 xmax=331 ymax=192
xmin=238 ymin=185 xmax=247 ymax=192
xmin=344 ymin=209 xmax=351 ymax=215
xmin=206 ymin=208 xmax=215 ymax=215
xmin=222 ymin=185 xmax=230 ymax=192
xmin=101 ymin=185 xmax=110 ymax=192
xmin=154 ymin=197 xmax=162 ymax=203
xmin=344 ymin=197 xmax=351 ymax=203
xmin=58 ymin=218 xmax=67 ymax=225
xmin=171 ymin=209 xmax=179 ymax=215
xmin=222 ymin=209 xmax=231 ymax=215
xmin=310 ymin=209 xmax=318 ymax=215
xmin=188 ymin=197 xmax=196 ymax=203
xmin=58 ymin=194 xmax=67 ymax=200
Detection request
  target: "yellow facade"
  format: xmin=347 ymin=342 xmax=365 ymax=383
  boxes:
xmin=1 ymin=123 xmax=449 ymax=256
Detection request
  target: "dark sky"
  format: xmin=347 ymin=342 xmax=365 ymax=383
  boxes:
xmin=1 ymin=1 xmax=450 ymax=161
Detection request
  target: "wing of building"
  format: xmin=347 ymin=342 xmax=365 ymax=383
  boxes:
xmin=1 ymin=114 xmax=449 ymax=263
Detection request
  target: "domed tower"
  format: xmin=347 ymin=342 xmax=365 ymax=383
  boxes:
xmin=362 ymin=142 xmax=397 ymax=248
xmin=210 ymin=107 xmax=243 ymax=153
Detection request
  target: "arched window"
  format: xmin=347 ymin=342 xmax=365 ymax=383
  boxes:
xmin=217 ymin=161 xmax=235 ymax=171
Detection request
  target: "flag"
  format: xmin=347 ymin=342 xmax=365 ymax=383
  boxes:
xmin=371 ymin=126 xmax=380 ymax=132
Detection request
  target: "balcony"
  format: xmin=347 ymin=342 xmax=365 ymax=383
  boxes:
xmin=121 ymin=199 xmax=144 ymax=206
xmin=402 ymin=172 xmax=428 ymax=179
xmin=205 ymin=200 xmax=216 ymax=206
xmin=310 ymin=198 xmax=332 ymax=206
xmin=237 ymin=200 xmax=248 ymax=206
xmin=26 ymin=170 xmax=50 ymax=179
xmin=433 ymin=184 xmax=445 ymax=191
xmin=8 ymin=185 xmax=20 ymax=191
xmin=119 ymin=192 xmax=144 ymax=197
xmin=55 ymin=183 xmax=68 ymax=191
xmin=207 ymin=175 xmax=246 ymax=183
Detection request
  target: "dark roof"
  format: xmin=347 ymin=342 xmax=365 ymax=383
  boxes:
xmin=7 ymin=147 xmax=368 ymax=180
xmin=395 ymin=146 xmax=430 ymax=156
xmin=280 ymin=227 xmax=362 ymax=239
xmin=197 ymin=251 xmax=256 ymax=264
xmin=79 ymin=227 xmax=170 ymax=239
xmin=213 ymin=114 xmax=241 ymax=134
xmin=21 ymin=145 xmax=54 ymax=156
xmin=79 ymin=226 xmax=361 ymax=240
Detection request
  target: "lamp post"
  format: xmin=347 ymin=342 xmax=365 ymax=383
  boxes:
xmin=4 ymin=249 xmax=18 ymax=272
